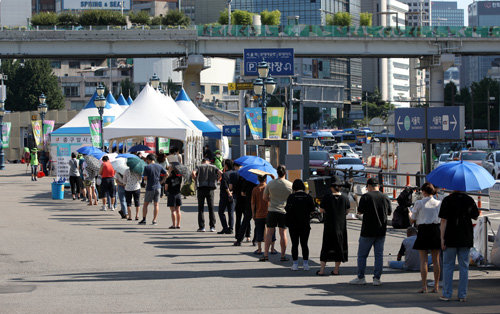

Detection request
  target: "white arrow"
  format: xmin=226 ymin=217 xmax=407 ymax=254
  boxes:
xmin=450 ymin=114 xmax=457 ymax=131
xmin=397 ymin=115 xmax=403 ymax=131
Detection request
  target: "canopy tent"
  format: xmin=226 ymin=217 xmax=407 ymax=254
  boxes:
xmin=117 ymin=93 xmax=129 ymax=108
xmin=127 ymin=96 xmax=133 ymax=105
xmin=158 ymin=90 xmax=202 ymax=138
xmin=175 ymin=89 xmax=222 ymax=139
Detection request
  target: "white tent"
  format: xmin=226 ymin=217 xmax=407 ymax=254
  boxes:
xmin=157 ymin=90 xmax=202 ymax=137
xmin=175 ymin=89 xmax=221 ymax=139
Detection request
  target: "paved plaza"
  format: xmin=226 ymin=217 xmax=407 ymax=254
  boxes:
xmin=1 ymin=164 xmax=500 ymax=313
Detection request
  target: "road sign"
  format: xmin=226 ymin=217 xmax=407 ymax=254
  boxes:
xmin=395 ymin=108 xmax=426 ymax=139
xmin=427 ymin=106 xmax=464 ymax=140
xmin=244 ymin=48 xmax=294 ymax=77
xmin=228 ymin=82 xmax=253 ymax=91
xmin=223 ymin=125 xmax=241 ymax=137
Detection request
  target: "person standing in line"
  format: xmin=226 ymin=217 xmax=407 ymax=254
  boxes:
xmin=167 ymin=147 xmax=183 ymax=166
xmin=68 ymin=153 xmax=83 ymax=200
xmin=410 ymin=182 xmax=442 ymax=294
xmin=439 ymin=190 xmax=479 ymax=302
xmin=260 ymin=165 xmax=293 ymax=262
xmin=349 ymin=178 xmax=392 ymax=286
xmin=114 ymin=170 xmax=128 ymax=219
xmin=123 ymin=168 xmax=141 ymax=221
xmin=78 ymin=154 xmax=87 ymax=202
xmin=214 ymin=150 xmax=223 ymax=171
xmin=218 ymin=159 xmax=235 ymax=234
xmin=192 ymin=158 xmax=221 ymax=232
xmin=285 ymin=179 xmax=316 ymax=271
xmin=165 ymin=166 xmax=183 ymax=229
xmin=233 ymin=178 xmax=257 ymax=246
xmin=203 ymin=145 xmax=213 ymax=162
xmin=83 ymin=158 xmax=98 ymax=206
xmin=231 ymin=162 xmax=251 ymax=241
xmin=139 ymin=154 xmax=167 ymax=225
xmin=317 ymin=177 xmax=350 ymax=276
xmin=157 ymin=152 xmax=169 ymax=199
xmin=99 ymin=155 xmax=116 ymax=211
xmin=251 ymin=175 xmax=277 ymax=254
xmin=30 ymin=148 xmax=39 ymax=181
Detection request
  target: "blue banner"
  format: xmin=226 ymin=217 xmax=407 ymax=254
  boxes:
xmin=244 ymin=48 xmax=294 ymax=77
xmin=244 ymin=108 xmax=263 ymax=139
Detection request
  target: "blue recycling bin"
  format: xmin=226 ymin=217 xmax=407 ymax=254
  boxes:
xmin=51 ymin=182 xmax=65 ymax=200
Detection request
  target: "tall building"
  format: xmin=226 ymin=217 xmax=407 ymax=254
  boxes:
xmin=399 ymin=0 xmax=431 ymax=26
xmin=32 ymin=0 xmax=56 ymax=13
xmin=431 ymin=1 xmax=464 ymax=26
xmin=132 ymin=0 xmax=174 ymax=16
xmin=232 ymin=0 xmax=363 ymax=103
xmin=181 ymin=0 xmax=227 ymax=25
xmin=461 ymin=1 xmax=500 ymax=88
xmin=0 ymin=0 xmax=31 ymax=27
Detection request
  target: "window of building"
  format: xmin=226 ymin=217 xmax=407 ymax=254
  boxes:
xmin=85 ymin=82 xmax=98 ymax=96
xmin=211 ymin=85 xmax=220 ymax=94
xmin=121 ymin=70 xmax=129 ymax=76
xmin=200 ymin=85 xmax=205 ymax=94
xmin=68 ymin=61 xmax=80 ymax=69
xmin=94 ymin=70 xmax=104 ymax=77
xmin=50 ymin=61 xmax=61 ymax=69
xmin=394 ymin=85 xmax=410 ymax=91
xmin=393 ymin=62 xmax=409 ymax=70
xmin=223 ymin=86 xmax=228 ymax=95
xmin=70 ymin=101 xmax=85 ymax=110
xmin=393 ymin=73 xmax=410 ymax=80
xmin=62 ymin=83 xmax=80 ymax=97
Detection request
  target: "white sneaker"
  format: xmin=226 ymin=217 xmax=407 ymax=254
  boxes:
xmin=349 ymin=277 xmax=366 ymax=285
xmin=291 ymin=263 xmax=299 ymax=271
xmin=100 ymin=205 xmax=107 ymax=211
xmin=373 ymin=278 xmax=382 ymax=286
xmin=303 ymin=263 xmax=310 ymax=271
xmin=110 ymin=206 xmax=115 ymax=211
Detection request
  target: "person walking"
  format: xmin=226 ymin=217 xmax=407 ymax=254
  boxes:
xmin=165 ymin=166 xmax=183 ymax=229
xmin=317 ymin=176 xmax=350 ymax=276
xmin=139 ymin=154 xmax=167 ymax=225
xmin=192 ymin=158 xmax=221 ymax=232
xmin=260 ymin=165 xmax=293 ymax=262
xmin=218 ymin=159 xmax=235 ymax=234
xmin=30 ymin=148 xmax=39 ymax=181
xmin=123 ymin=168 xmax=141 ymax=221
xmin=68 ymin=152 xmax=83 ymax=200
xmin=439 ymin=190 xmax=480 ymax=302
xmin=285 ymin=179 xmax=316 ymax=271
xmin=349 ymin=178 xmax=392 ymax=286
xmin=99 ymin=155 xmax=116 ymax=211
xmin=114 ymin=170 xmax=128 ymax=219
xmin=410 ymin=183 xmax=442 ymax=294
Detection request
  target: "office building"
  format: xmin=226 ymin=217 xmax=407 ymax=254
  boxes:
xmin=0 ymin=0 xmax=31 ymax=27
xmin=32 ymin=0 xmax=56 ymax=13
xmin=431 ymin=1 xmax=464 ymax=26
xmin=180 ymin=0 xmax=227 ymax=25
xmin=55 ymin=0 xmax=131 ymax=12
xmin=461 ymin=1 xmax=500 ymax=88
xmin=398 ymin=0 xmax=431 ymax=26
xmin=132 ymin=0 xmax=175 ymax=16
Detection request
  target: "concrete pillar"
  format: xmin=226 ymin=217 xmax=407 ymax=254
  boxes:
xmin=183 ymin=55 xmax=207 ymax=102
xmin=379 ymin=0 xmax=388 ymax=102
xmin=429 ymin=66 xmax=444 ymax=107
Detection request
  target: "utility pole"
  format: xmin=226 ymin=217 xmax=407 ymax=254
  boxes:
xmin=228 ymin=0 xmax=232 ymax=27
xmin=488 ymin=88 xmax=491 ymax=149
xmin=471 ymin=88 xmax=475 ymax=148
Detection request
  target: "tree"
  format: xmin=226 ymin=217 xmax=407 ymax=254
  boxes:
xmin=120 ymin=78 xmax=136 ymax=99
xmin=165 ymin=78 xmax=180 ymax=97
xmin=57 ymin=12 xmax=79 ymax=26
xmin=469 ymin=78 xmax=500 ymax=130
xmin=219 ymin=9 xmax=253 ymax=25
xmin=79 ymin=10 xmax=126 ymax=26
xmin=1 ymin=59 xmax=64 ymax=111
xmin=360 ymin=13 xmax=372 ymax=26
xmin=31 ymin=12 xmax=58 ymax=26
xmin=361 ymin=100 xmax=394 ymax=120
xmin=151 ymin=16 xmax=162 ymax=26
xmin=260 ymin=10 xmax=281 ymax=25
xmin=163 ymin=10 xmax=190 ymax=27
xmin=326 ymin=12 xmax=352 ymax=26
xmin=218 ymin=9 xmax=229 ymax=25
xmin=129 ymin=11 xmax=151 ymax=25
xmin=303 ymin=107 xmax=321 ymax=126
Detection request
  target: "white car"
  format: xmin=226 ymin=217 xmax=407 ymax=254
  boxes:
xmin=482 ymin=151 xmax=500 ymax=179
xmin=333 ymin=143 xmax=352 ymax=151
xmin=330 ymin=148 xmax=360 ymax=159
xmin=334 ymin=157 xmax=366 ymax=177
xmin=433 ymin=153 xmax=450 ymax=169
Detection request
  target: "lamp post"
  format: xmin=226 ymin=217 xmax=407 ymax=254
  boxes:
xmin=0 ymin=100 xmax=5 ymax=170
xmin=95 ymin=91 xmax=106 ymax=150
xmin=150 ymin=73 xmax=160 ymax=90
xmin=253 ymin=61 xmax=276 ymax=139
xmin=38 ymin=93 xmax=48 ymax=151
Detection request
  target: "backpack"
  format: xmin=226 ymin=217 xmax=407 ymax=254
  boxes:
xmin=180 ymin=177 xmax=196 ymax=197
xmin=392 ymin=187 xmax=414 ymax=229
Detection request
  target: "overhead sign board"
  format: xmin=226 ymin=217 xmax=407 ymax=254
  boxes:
xmin=228 ymin=82 xmax=253 ymax=91
xmin=395 ymin=108 xmax=426 ymax=139
xmin=427 ymin=106 xmax=464 ymax=140
xmin=244 ymin=48 xmax=294 ymax=77
xmin=223 ymin=125 xmax=240 ymax=137
xmin=61 ymin=0 xmax=131 ymax=10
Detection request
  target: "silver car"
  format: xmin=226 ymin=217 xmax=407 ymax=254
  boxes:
xmin=334 ymin=157 xmax=366 ymax=177
xmin=433 ymin=153 xmax=450 ymax=169
xmin=482 ymin=151 xmax=500 ymax=179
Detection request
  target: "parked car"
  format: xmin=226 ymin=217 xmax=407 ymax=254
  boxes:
xmin=482 ymin=151 xmax=500 ymax=179
xmin=309 ymin=150 xmax=334 ymax=175
xmin=333 ymin=143 xmax=352 ymax=151
xmin=434 ymin=153 xmax=450 ymax=169
xmin=459 ymin=150 xmax=488 ymax=166
xmin=450 ymin=151 xmax=460 ymax=161
xmin=334 ymin=157 xmax=366 ymax=177
xmin=329 ymin=148 xmax=359 ymax=160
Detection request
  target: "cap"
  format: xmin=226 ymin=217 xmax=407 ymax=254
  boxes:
xmin=330 ymin=175 xmax=343 ymax=187
xmin=366 ymin=178 xmax=379 ymax=186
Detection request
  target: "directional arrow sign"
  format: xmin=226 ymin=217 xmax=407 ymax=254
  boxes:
xmin=397 ymin=115 xmax=404 ymax=131
xmin=427 ymin=106 xmax=464 ymax=140
xmin=394 ymin=108 xmax=426 ymax=139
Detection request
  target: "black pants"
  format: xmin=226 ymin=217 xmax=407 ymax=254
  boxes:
xmin=218 ymin=195 xmax=234 ymax=231
xmin=69 ymin=176 xmax=82 ymax=195
xmin=197 ymin=187 xmax=216 ymax=229
xmin=236 ymin=203 xmax=252 ymax=243
xmin=234 ymin=197 xmax=250 ymax=239
xmin=289 ymin=227 xmax=311 ymax=261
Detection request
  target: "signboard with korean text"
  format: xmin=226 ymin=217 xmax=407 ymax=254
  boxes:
xmin=2 ymin=122 xmax=11 ymax=149
xmin=427 ymin=106 xmax=464 ymax=140
xmin=50 ymin=134 xmax=92 ymax=179
xmin=395 ymin=108 xmax=426 ymax=139
xmin=228 ymin=82 xmax=254 ymax=91
xmin=244 ymin=48 xmax=294 ymax=77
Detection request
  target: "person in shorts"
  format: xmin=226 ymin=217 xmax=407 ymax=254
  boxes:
xmin=139 ymin=154 xmax=167 ymax=225
xmin=165 ymin=166 xmax=183 ymax=229
xmin=123 ymin=168 xmax=141 ymax=221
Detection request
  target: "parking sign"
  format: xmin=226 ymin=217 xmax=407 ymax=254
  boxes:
xmin=244 ymin=48 xmax=294 ymax=77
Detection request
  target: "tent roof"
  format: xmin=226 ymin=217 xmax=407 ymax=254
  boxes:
xmin=175 ymin=89 xmax=221 ymax=139
xmin=103 ymin=85 xmax=198 ymax=142
xmin=117 ymin=93 xmax=129 ymax=107
xmin=106 ymin=92 xmax=119 ymax=105
xmin=158 ymin=91 xmax=202 ymax=137
xmin=127 ymin=96 xmax=133 ymax=105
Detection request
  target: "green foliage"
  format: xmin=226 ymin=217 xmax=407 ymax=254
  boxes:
xmin=218 ymin=9 xmax=229 ymax=25
xmin=31 ymin=12 xmax=58 ymax=26
xmin=57 ymin=12 xmax=79 ymax=26
xmin=327 ymin=12 xmax=352 ymax=26
xmin=1 ymin=59 xmax=64 ymax=111
xmin=151 ymin=16 xmax=162 ymax=26
xmin=129 ymin=11 xmax=151 ymax=25
xmin=304 ymin=107 xmax=322 ymax=126
xmin=219 ymin=9 xmax=254 ymax=25
xmin=165 ymin=78 xmax=180 ymax=97
xmin=360 ymin=13 xmax=372 ymax=26
xmin=260 ymin=10 xmax=281 ymax=25
xmin=361 ymin=91 xmax=395 ymax=120
xmin=162 ymin=10 xmax=191 ymax=27
xmin=79 ymin=10 xmax=126 ymax=26
xmin=120 ymin=78 xmax=136 ymax=99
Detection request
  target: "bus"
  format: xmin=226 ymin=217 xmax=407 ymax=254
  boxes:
xmin=333 ymin=133 xmax=357 ymax=147
xmin=372 ymin=133 xmax=395 ymax=143
xmin=464 ymin=130 xmax=500 ymax=149
xmin=355 ymin=129 xmax=374 ymax=145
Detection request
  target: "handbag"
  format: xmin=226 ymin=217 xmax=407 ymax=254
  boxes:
xmin=96 ymin=176 xmax=102 ymax=186
xmin=181 ymin=178 xmax=196 ymax=196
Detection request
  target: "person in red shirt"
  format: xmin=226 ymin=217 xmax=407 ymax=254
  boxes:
xmin=251 ymin=175 xmax=276 ymax=254
xmin=99 ymin=155 xmax=116 ymax=211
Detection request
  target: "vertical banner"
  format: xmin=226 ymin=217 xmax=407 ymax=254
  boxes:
xmin=31 ymin=120 xmax=42 ymax=147
xmin=88 ymin=116 xmax=102 ymax=148
xmin=144 ymin=137 xmax=156 ymax=153
xmin=158 ymin=138 xmax=170 ymax=153
xmin=2 ymin=122 xmax=11 ymax=148
xmin=266 ymin=107 xmax=285 ymax=139
xmin=244 ymin=108 xmax=263 ymax=139
xmin=43 ymin=120 xmax=55 ymax=149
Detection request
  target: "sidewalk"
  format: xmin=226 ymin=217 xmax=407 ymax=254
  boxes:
xmin=0 ymin=164 xmax=499 ymax=313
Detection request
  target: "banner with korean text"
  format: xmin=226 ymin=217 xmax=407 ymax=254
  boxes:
xmin=2 ymin=122 xmax=11 ymax=149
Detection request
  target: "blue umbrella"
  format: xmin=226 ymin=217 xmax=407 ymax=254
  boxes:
xmin=116 ymin=153 xmax=139 ymax=159
xmin=239 ymin=164 xmax=278 ymax=185
xmin=90 ymin=151 xmax=106 ymax=160
xmin=234 ymin=155 xmax=272 ymax=167
xmin=128 ymin=144 xmax=152 ymax=153
xmin=426 ymin=161 xmax=495 ymax=192
xmin=77 ymin=146 xmax=102 ymax=155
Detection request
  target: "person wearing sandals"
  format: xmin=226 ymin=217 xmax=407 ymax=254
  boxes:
xmin=251 ymin=175 xmax=277 ymax=255
xmin=165 ymin=166 xmax=183 ymax=229
xmin=123 ymin=168 xmax=141 ymax=221
xmin=410 ymin=182 xmax=442 ymax=294
xmin=285 ymin=179 xmax=316 ymax=271
xmin=317 ymin=176 xmax=349 ymax=276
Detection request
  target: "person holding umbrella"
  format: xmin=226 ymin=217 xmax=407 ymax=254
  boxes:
xmin=123 ymin=167 xmax=142 ymax=221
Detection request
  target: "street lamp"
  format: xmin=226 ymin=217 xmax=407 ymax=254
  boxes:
xmin=150 ymin=73 xmax=160 ymax=90
xmin=0 ymin=100 xmax=5 ymax=170
xmin=95 ymin=94 xmax=106 ymax=150
xmin=38 ymin=93 xmax=48 ymax=151
xmin=96 ymin=83 xmax=105 ymax=97
xmin=253 ymin=61 xmax=276 ymax=139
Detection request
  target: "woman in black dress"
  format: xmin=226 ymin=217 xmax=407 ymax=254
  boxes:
xmin=317 ymin=176 xmax=350 ymax=276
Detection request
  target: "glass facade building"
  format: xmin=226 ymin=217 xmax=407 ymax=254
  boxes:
xmin=431 ymin=1 xmax=464 ymax=26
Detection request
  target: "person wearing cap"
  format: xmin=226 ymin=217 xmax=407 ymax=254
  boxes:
xmin=30 ymin=148 xmax=39 ymax=181
xmin=349 ymin=177 xmax=392 ymax=286
xmin=214 ymin=150 xmax=223 ymax=171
